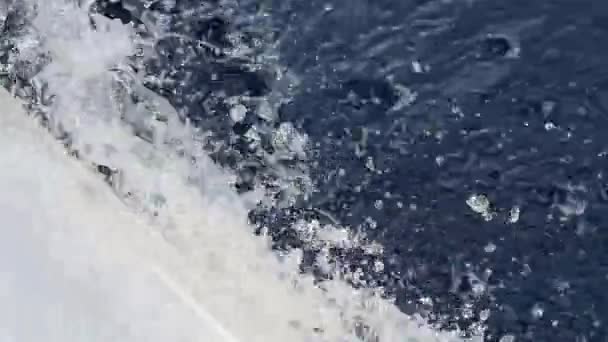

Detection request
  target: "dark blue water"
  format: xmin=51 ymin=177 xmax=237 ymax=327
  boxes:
xmin=256 ymin=2 xmax=608 ymax=341
xmin=12 ymin=0 xmax=608 ymax=341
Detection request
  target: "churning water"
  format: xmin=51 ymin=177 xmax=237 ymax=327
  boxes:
xmin=3 ymin=0 xmax=608 ymax=341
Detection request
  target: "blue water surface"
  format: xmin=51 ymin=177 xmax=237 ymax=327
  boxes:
xmin=63 ymin=0 xmax=608 ymax=340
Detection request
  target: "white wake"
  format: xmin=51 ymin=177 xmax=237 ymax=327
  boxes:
xmin=0 ymin=1 xmax=480 ymax=341
xmin=0 ymin=89 xmax=242 ymax=342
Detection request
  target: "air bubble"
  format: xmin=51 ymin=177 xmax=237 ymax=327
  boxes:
xmin=484 ymin=242 xmax=497 ymax=253
xmin=508 ymin=206 xmax=520 ymax=223
xmin=229 ymin=104 xmax=247 ymax=122
xmin=531 ymin=303 xmax=544 ymax=319
xmin=374 ymin=199 xmax=384 ymax=210
xmin=466 ymin=194 xmax=494 ymax=220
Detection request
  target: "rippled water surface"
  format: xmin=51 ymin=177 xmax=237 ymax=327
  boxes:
xmin=122 ymin=0 xmax=608 ymax=341
xmin=263 ymin=1 xmax=608 ymax=341
xmin=7 ymin=0 xmax=608 ymax=341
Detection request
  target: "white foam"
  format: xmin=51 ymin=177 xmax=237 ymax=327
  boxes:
xmin=0 ymin=83 xmax=471 ymax=342
xmin=0 ymin=89 xmax=238 ymax=342
xmin=0 ymin=1 xmax=482 ymax=341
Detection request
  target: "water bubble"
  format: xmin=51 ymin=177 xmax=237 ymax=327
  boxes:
xmin=531 ymin=303 xmax=544 ymax=319
xmin=229 ymin=104 xmax=247 ymax=123
xmin=435 ymin=155 xmax=445 ymax=166
xmin=364 ymin=216 xmax=378 ymax=230
xmin=374 ymin=199 xmax=384 ymax=210
xmin=419 ymin=296 xmax=433 ymax=306
xmin=544 ymin=122 xmax=557 ymax=131
xmin=484 ymin=242 xmax=497 ymax=253
xmin=373 ymin=260 xmax=384 ymax=273
xmin=466 ymin=194 xmax=494 ymax=220
xmin=467 ymin=194 xmax=490 ymax=213
xmin=508 ymin=206 xmax=520 ymax=223
xmin=479 ymin=309 xmax=491 ymax=322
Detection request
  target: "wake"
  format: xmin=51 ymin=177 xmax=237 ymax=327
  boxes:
xmin=0 ymin=88 xmax=241 ymax=342
xmin=0 ymin=1 xmax=479 ymax=341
